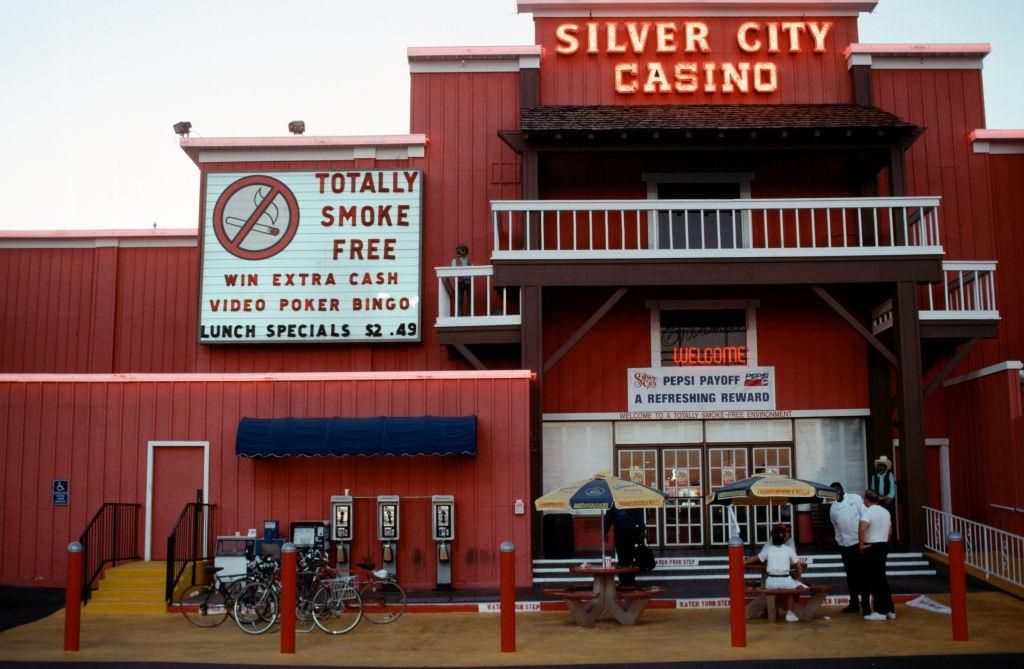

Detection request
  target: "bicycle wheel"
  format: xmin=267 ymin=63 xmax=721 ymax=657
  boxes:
xmin=179 ymin=584 xmax=228 ymax=627
xmin=359 ymin=578 xmax=407 ymax=624
xmin=234 ymin=580 xmax=279 ymax=635
xmin=295 ymin=593 xmax=317 ymax=634
xmin=312 ymin=579 xmax=362 ymax=634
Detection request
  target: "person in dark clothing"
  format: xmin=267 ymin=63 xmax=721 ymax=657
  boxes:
xmin=603 ymin=505 xmax=646 ymax=586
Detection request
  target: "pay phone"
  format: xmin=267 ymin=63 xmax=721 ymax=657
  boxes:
xmin=376 ymin=495 xmax=399 ymax=578
xmin=330 ymin=495 xmax=353 ymax=572
xmin=431 ymin=495 xmax=455 ymax=590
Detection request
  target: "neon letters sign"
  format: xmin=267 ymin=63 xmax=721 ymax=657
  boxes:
xmin=673 ymin=346 xmax=747 ymax=366
xmin=554 ymin=20 xmax=832 ymax=96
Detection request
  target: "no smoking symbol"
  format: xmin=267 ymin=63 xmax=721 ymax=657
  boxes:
xmin=212 ymin=175 xmax=300 ymax=260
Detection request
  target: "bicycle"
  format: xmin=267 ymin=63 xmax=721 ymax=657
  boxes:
xmin=233 ymin=554 xmax=281 ymax=635
xmin=350 ymin=562 xmax=407 ymax=624
xmin=177 ymin=564 xmax=250 ymax=628
xmin=310 ymin=573 xmax=362 ymax=634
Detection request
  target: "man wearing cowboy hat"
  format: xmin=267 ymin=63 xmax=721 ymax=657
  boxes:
xmin=869 ymin=455 xmax=897 ymax=517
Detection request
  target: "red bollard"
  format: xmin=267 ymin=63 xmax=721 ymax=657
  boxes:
xmin=948 ymin=532 xmax=968 ymax=641
xmin=64 ymin=542 xmax=83 ymax=652
xmin=499 ymin=541 xmax=516 ymax=653
xmin=728 ymin=535 xmax=747 ymax=648
xmin=280 ymin=543 xmax=296 ymax=654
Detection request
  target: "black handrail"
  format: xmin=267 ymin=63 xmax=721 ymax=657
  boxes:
xmin=164 ymin=490 xmax=216 ymax=602
xmin=78 ymin=503 xmax=141 ymax=604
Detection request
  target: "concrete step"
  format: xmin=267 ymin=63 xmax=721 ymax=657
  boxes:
xmin=532 ymin=552 xmax=937 ymax=584
xmin=87 ymin=560 xmax=170 ymax=615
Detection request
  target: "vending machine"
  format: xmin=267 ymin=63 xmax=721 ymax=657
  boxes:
xmin=376 ymin=495 xmax=399 ymax=579
xmin=431 ymin=495 xmax=454 ymax=589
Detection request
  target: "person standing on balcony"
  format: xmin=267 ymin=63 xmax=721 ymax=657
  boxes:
xmin=829 ymin=482 xmax=869 ymax=615
xmin=451 ymin=244 xmax=471 ymax=316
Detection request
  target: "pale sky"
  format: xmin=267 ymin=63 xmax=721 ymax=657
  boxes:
xmin=1 ymin=0 xmax=1021 ymax=231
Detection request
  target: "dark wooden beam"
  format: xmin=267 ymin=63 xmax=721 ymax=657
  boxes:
xmin=919 ymin=321 xmax=999 ymax=340
xmin=811 ymin=286 xmax=897 ymax=367
xmin=544 ymin=288 xmax=628 ymax=373
xmin=520 ymin=68 xmax=539 ymax=109
xmin=888 ymin=146 xmax=907 ymax=197
xmin=867 ymin=345 xmax=892 ymax=481
xmin=453 ymin=344 xmax=487 ymax=371
xmin=851 ymin=64 xmax=873 ymax=106
xmin=494 ymin=257 xmax=944 ymax=288
xmin=924 ymin=338 xmax=979 ymax=398
xmin=522 ymin=150 xmax=539 ymax=200
xmin=894 ymin=281 xmax=927 ymax=549
xmin=520 ymin=286 xmax=544 ymax=558
xmin=438 ymin=325 xmax=521 ymax=346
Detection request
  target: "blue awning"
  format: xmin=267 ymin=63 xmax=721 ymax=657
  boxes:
xmin=235 ymin=416 xmax=477 ymax=457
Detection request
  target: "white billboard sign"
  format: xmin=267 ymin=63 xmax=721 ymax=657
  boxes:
xmin=199 ymin=170 xmax=422 ymax=343
xmin=627 ymin=367 xmax=776 ymax=412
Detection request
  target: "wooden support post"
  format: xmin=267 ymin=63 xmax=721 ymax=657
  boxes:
xmin=894 ymin=281 xmax=927 ymax=548
xmin=521 ymin=286 xmax=544 ymax=556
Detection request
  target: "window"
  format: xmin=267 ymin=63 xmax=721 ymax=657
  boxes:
xmin=644 ymin=173 xmax=753 ymax=251
xmin=659 ymin=309 xmax=747 ymax=366
xmin=647 ymin=299 xmax=759 ymax=367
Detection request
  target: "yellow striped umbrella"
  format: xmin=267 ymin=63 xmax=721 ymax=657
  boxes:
xmin=706 ymin=473 xmax=839 ymax=506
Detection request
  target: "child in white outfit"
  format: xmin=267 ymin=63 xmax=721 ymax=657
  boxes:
xmin=746 ymin=524 xmax=805 ymax=622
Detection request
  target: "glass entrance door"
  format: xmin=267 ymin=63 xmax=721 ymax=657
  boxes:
xmin=751 ymin=446 xmax=794 ymax=545
xmin=708 ymin=447 xmax=750 ymax=545
xmin=616 ymin=449 xmax=660 ymax=545
xmin=661 ymin=448 xmax=703 ymax=546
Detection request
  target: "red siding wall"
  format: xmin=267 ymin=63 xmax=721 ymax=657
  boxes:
xmin=0 ymin=373 xmax=532 ymax=588
xmin=873 ymin=68 xmax=993 ymax=261
xmin=410 ymin=70 xmax=523 ymax=272
xmin=534 ymin=16 xmax=858 ymax=105
xmin=944 ymin=369 xmax=1024 ymax=535
xmin=543 ymin=288 xmax=868 ymax=413
xmin=985 ymin=154 xmax=1024 ymax=364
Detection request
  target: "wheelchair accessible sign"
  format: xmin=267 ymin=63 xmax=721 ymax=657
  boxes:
xmin=52 ymin=479 xmax=69 ymax=506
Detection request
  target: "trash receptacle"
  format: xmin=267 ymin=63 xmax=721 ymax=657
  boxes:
xmin=543 ymin=513 xmax=574 ymax=559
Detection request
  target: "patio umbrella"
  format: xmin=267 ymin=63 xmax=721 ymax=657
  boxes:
xmin=705 ymin=473 xmax=839 ymax=541
xmin=705 ymin=473 xmax=839 ymax=506
xmin=534 ymin=471 xmax=667 ymax=563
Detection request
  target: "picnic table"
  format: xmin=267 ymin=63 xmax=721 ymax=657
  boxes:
xmin=543 ymin=564 xmax=663 ymax=627
xmin=742 ymin=561 xmax=833 ymax=621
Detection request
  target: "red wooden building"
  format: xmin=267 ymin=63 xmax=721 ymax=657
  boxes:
xmin=1 ymin=0 xmax=1022 ymax=591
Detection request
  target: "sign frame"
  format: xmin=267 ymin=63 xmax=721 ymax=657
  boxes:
xmin=197 ymin=168 xmax=424 ymax=345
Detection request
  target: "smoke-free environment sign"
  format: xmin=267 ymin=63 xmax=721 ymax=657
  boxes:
xmin=200 ymin=170 xmax=423 ymax=344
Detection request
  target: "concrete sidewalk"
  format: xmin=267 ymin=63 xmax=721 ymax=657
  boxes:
xmin=0 ymin=592 xmax=1022 ymax=666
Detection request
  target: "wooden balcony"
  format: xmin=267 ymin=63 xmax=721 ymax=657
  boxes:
xmin=489 ymin=196 xmax=944 ymax=286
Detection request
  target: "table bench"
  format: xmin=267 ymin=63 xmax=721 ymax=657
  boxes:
xmin=745 ymin=585 xmax=833 ymax=622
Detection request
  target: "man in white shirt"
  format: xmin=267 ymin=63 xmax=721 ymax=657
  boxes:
xmin=829 ymin=482 xmax=868 ymax=614
xmin=859 ymin=489 xmax=895 ymax=621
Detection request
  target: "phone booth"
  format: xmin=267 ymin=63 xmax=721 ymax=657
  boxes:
xmin=376 ymin=495 xmax=399 ymax=579
xmin=330 ymin=495 xmax=353 ymax=572
xmin=431 ymin=495 xmax=454 ymax=590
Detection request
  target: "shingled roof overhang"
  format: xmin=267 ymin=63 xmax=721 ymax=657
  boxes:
xmin=500 ymin=104 xmax=922 ymax=152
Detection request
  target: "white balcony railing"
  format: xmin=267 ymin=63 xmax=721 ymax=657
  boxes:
xmin=924 ymin=506 xmax=1024 ymax=590
xmin=919 ymin=261 xmax=999 ymax=320
xmin=435 ymin=265 xmax=520 ymax=327
xmin=491 ymin=197 xmax=942 ymax=259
